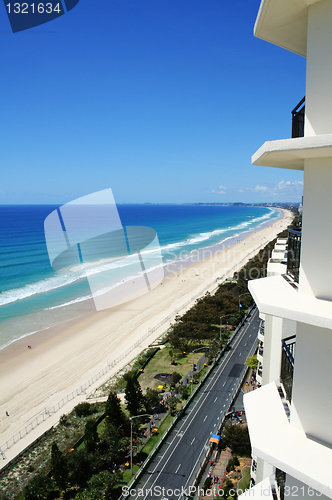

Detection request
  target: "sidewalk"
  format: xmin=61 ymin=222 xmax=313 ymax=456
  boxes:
xmin=199 ymin=448 xmax=232 ymax=499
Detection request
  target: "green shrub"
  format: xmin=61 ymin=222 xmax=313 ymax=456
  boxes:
xmin=203 ymin=476 xmax=212 ymax=490
xmin=74 ymin=402 xmax=93 ymax=417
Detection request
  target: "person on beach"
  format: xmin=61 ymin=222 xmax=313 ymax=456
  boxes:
xmin=5 ymin=411 xmax=9 ymax=416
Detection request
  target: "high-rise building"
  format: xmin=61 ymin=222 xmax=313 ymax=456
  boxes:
xmin=241 ymin=1 xmax=332 ymax=499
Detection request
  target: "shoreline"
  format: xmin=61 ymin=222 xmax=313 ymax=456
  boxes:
xmin=0 ymin=209 xmax=293 ymax=462
xmin=0 ymin=209 xmax=281 ymax=357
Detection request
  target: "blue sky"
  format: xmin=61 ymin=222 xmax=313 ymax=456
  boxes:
xmin=0 ymin=0 xmax=305 ymax=204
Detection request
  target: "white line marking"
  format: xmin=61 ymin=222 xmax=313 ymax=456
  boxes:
xmin=203 ymin=415 xmax=208 ymax=422
xmin=239 ymin=353 xmax=241 ymax=356
xmin=191 ymin=437 xmax=195 ymax=445
xmin=139 ymin=310 xmax=258 ymax=499
xmin=223 ymin=382 xmax=226 ymax=386
xmin=214 ymin=397 xmax=218 ymax=402
xmin=175 ymin=463 xmax=181 ymax=474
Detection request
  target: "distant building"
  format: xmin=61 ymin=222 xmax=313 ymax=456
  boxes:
xmin=241 ymin=1 xmax=332 ymax=500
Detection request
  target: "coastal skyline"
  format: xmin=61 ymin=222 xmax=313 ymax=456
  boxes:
xmin=0 ymin=0 xmax=305 ymax=204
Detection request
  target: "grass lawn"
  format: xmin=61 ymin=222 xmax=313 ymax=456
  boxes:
xmin=140 ymin=413 xmax=174 ymax=455
xmin=237 ymin=466 xmax=250 ymax=491
xmin=122 ymin=464 xmax=140 ymax=483
xmin=138 ymin=344 xmax=209 ymax=391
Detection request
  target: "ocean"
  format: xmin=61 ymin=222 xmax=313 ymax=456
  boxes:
xmin=0 ymin=204 xmax=279 ymax=351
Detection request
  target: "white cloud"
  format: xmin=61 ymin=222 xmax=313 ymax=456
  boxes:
xmin=212 ymin=184 xmax=228 ymax=195
xmin=240 ymin=180 xmax=303 ymax=197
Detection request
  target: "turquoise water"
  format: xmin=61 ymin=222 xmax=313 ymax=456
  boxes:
xmin=0 ymin=204 xmax=278 ymax=349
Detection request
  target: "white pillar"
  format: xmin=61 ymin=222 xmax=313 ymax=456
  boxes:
xmin=299 ymin=158 xmax=332 ymax=300
xmin=290 ymin=322 xmax=332 ymax=446
xmin=305 ymin=0 xmax=332 ymax=136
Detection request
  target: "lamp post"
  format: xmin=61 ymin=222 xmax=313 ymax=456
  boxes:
xmin=238 ymin=293 xmax=251 ymax=310
xmin=190 ymin=347 xmax=209 ymax=394
xmin=129 ymin=413 xmax=150 ymax=476
xmin=220 ymin=313 xmax=233 ymax=342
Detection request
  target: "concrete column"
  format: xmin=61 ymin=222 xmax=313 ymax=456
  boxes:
xmin=305 ymin=0 xmax=332 ymax=136
xmin=290 ymin=321 xmax=332 ymax=446
xmin=300 ymin=158 xmax=332 ymax=300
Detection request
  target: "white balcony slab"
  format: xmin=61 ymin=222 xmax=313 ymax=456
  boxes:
xmin=252 ymin=134 xmax=332 ymax=171
xmin=238 ymin=477 xmax=273 ymax=499
xmin=244 ymin=382 xmax=332 ymax=498
xmin=249 ymin=275 xmax=332 ymax=329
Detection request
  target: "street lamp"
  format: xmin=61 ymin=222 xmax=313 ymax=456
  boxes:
xmin=220 ymin=313 xmax=233 ymax=341
xmin=190 ymin=347 xmax=209 ymax=394
xmin=238 ymin=293 xmax=251 ymax=310
xmin=129 ymin=413 xmax=151 ymax=476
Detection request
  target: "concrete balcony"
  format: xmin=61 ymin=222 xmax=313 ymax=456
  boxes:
xmin=248 ymin=275 xmax=332 ymax=330
xmin=252 ymin=134 xmax=332 ymax=171
xmin=239 ymin=475 xmax=280 ymax=500
xmin=244 ymin=382 xmax=332 ymax=498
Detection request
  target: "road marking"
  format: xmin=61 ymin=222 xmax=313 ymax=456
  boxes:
xmin=203 ymin=415 xmax=208 ymax=422
xmin=138 ymin=309 xmax=259 ymax=498
xmin=175 ymin=463 xmax=181 ymax=474
xmin=223 ymin=381 xmax=226 ymax=386
xmin=239 ymin=353 xmax=242 ymax=356
xmin=214 ymin=397 xmax=218 ymax=402
xmin=191 ymin=437 xmax=195 ymax=445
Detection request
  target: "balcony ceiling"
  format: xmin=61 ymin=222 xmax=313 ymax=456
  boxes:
xmin=252 ymin=134 xmax=332 ymax=170
xmin=254 ymin=0 xmax=322 ymax=57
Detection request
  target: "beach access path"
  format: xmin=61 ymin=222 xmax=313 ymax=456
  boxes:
xmin=0 ymin=210 xmax=293 ymax=468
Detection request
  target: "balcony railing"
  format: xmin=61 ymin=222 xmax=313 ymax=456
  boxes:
xmin=259 ymin=320 xmax=265 ymax=336
xmin=291 ymin=96 xmax=305 ymax=138
xmin=280 ymin=335 xmax=296 ymax=402
xmin=287 ymin=229 xmax=301 ymax=283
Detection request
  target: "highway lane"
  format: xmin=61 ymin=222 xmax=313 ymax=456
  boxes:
xmin=125 ymin=308 xmax=260 ymax=499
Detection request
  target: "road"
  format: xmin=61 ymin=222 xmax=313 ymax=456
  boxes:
xmin=123 ymin=307 xmax=260 ymax=499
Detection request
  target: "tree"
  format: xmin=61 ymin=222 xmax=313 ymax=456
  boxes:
xmin=105 ymin=391 xmax=126 ymax=429
xmin=125 ymin=375 xmax=145 ymax=415
xmin=245 ymin=355 xmax=258 ymax=370
xmin=100 ymin=423 xmax=121 ymax=460
xmin=178 ymin=385 xmax=190 ymax=400
xmin=222 ymin=423 xmax=251 ymax=456
xmin=51 ymin=442 xmax=68 ymax=492
xmin=170 ymin=371 xmax=182 ymax=386
xmin=145 ymin=387 xmax=160 ymax=412
xmin=165 ymin=396 xmax=178 ymax=413
xmin=86 ymin=470 xmax=119 ymax=500
xmin=85 ymin=418 xmax=99 ymax=453
xmin=67 ymin=448 xmax=93 ymax=488
xmin=24 ymin=474 xmax=54 ymax=500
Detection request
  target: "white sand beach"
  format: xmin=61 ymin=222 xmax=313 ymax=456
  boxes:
xmin=0 ymin=210 xmax=293 ymax=464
